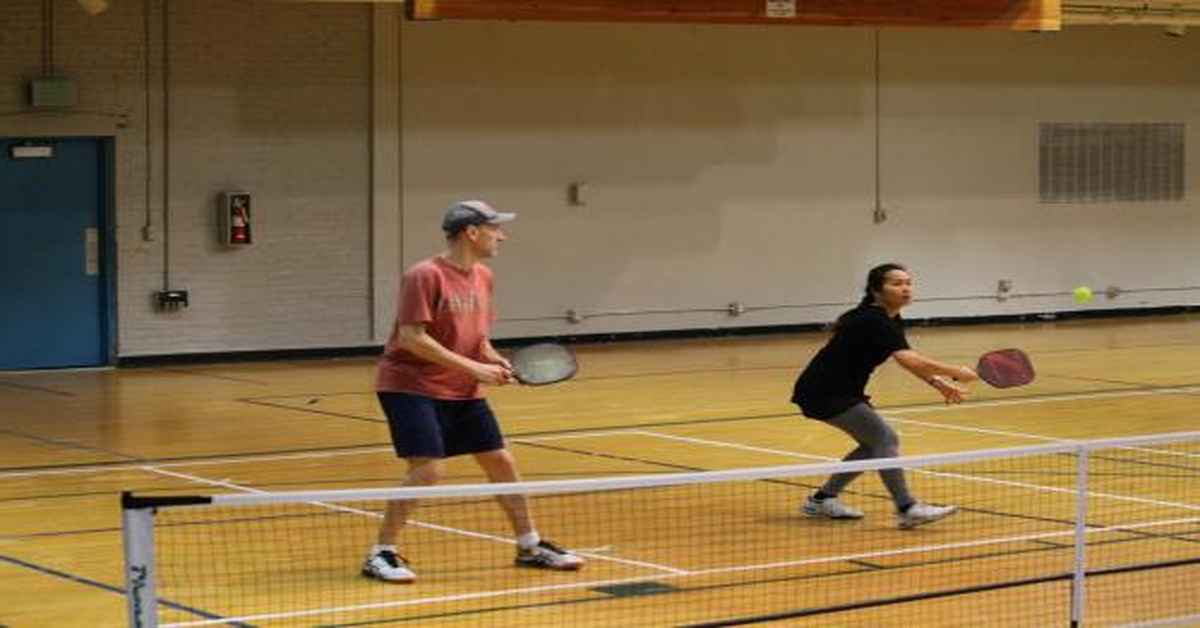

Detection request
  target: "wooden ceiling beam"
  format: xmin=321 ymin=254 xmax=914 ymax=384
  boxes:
xmin=407 ymin=0 xmax=1061 ymax=31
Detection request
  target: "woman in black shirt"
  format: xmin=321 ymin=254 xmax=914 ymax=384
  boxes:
xmin=792 ymin=263 xmax=977 ymax=529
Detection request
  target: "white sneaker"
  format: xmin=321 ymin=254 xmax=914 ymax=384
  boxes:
xmin=803 ymin=496 xmax=864 ymax=519
xmin=361 ymin=549 xmax=416 ymax=583
xmin=515 ymin=540 xmax=585 ymax=571
xmin=897 ymin=502 xmax=958 ymax=529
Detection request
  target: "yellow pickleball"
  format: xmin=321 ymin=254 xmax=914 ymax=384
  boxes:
xmin=1073 ymin=286 xmax=1094 ymax=304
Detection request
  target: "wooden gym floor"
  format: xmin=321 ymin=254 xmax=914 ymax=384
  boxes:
xmin=1 ymin=314 xmax=1198 ymax=626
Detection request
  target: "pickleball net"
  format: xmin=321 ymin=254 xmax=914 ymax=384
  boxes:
xmin=122 ymin=431 xmax=1200 ymax=627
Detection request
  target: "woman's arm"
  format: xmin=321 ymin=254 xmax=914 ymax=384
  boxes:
xmin=892 ymin=349 xmax=976 ymax=404
xmin=892 ymin=349 xmax=977 ymax=383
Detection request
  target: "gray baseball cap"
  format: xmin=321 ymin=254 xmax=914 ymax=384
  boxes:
xmin=442 ymin=200 xmax=517 ymax=234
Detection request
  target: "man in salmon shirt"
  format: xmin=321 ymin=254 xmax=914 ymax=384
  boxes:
xmin=362 ymin=200 xmax=584 ymax=583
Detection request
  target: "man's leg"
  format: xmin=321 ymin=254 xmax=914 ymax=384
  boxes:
xmin=365 ymin=391 xmax=446 ymax=583
xmin=473 ymin=448 xmax=583 ymax=571
xmin=378 ymin=457 xmax=444 ymax=544
xmin=473 ymin=448 xmax=534 ymax=535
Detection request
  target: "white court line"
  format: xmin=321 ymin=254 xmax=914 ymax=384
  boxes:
xmin=634 ymin=431 xmax=1200 ymax=513
xmin=5 ymin=383 xmax=1199 ymax=480
xmin=141 ymin=465 xmax=688 ymax=576
xmin=0 ymin=446 xmax=396 ymax=479
xmin=888 ymin=415 xmax=1200 ymax=461
xmin=160 ymin=511 xmax=1200 ymax=627
xmin=1120 ymin=613 xmax=1200 ymax=627
xmin=888 ymin=386 xmax=1200 ymax=458
xmin=0 ymin=431 xmax=636 ymax=479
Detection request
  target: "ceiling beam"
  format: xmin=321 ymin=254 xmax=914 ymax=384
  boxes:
xmin=406 ymin=0 xmax=1061 ymax=31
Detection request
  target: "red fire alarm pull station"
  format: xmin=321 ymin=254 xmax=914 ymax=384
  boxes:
xmin=220 ymin=192 xmax=253 ymax=246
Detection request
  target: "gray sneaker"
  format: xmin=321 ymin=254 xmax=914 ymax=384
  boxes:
xmin=362 ymin=549 xmax=416 ymax=583
xmin=515 ymin=540 xmax=584 ymax=571
xmin=897 ymin=502 xmax=958 ymax=529
xmin=803 ymin=496 xmax=865 ymax=519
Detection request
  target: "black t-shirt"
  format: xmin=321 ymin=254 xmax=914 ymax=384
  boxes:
xmin=791 ymin=304 xmax=910 ymax=420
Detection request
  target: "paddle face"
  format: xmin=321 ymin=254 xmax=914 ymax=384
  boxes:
xmin=976 ymin=349 xmax=1035 ymax=388
xmin=510 ymin=343 xmax=577 ymax=386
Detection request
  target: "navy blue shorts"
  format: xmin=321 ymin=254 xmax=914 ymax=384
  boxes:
xmin=376 ymin=392 xmax=505 ymax=459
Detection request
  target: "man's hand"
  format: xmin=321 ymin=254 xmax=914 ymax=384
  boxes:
xmin=471 ymin=361 xmax=515 ymax=386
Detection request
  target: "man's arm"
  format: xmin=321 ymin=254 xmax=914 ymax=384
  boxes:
xmin=395 ymin=323 xmax=513 ymax=385
xmin=479 ymin=338 xmax=513 ymax=371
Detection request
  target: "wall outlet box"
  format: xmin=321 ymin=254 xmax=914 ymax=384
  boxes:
xmin=156 ymin=290 xmax=189 ymax=311
xmin=29 ymin=77 xmax=77 ymax=109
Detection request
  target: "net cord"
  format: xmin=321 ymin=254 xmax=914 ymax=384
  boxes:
xmin=172 ymin=431 xmax=1200 ymax=508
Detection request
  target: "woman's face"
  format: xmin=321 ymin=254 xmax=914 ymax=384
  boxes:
xmin=875 ymin=269 xmax=913 ymax=310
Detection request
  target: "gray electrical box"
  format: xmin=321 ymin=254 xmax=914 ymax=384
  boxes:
xmin=29 ymin=77 xmax=77 ymax=109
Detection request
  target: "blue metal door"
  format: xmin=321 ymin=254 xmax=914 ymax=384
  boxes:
xmin=0 ymin=138 xmax=110 ymax=369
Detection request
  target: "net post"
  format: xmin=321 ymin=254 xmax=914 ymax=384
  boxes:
xmin=1070 ymin=446 xmax=1090 ymax=627
xmin=122 ymin=491 xmax=159 ymax=628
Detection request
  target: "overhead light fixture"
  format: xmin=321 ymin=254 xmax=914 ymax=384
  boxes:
xmin=77 ymin=0 xmax=110 ymax=16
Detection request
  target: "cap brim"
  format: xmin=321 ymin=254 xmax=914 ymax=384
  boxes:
xmin=487 ymin=212 xmax=517 ymax=224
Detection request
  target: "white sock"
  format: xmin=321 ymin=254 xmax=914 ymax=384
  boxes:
xmin=371 ymin=544 xmax=397 ymax=555
xmin=517 ymin=531 xmax=541 ymax=550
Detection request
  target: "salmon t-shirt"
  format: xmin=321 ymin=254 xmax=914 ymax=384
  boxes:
xmin=375 ymin=256 xmax=494 ymax=399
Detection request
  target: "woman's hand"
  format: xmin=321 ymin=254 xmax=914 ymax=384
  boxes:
xmin=952 ymin=365 xmax=979 ymax=383
xmin=930 ymin=375 xmax=969 ymax=404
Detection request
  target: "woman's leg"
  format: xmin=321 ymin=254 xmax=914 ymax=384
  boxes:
xmin=818 ymin=403 xmax=913 ymax=509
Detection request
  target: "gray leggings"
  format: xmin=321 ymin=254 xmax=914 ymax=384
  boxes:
xmin=819 ymin=403 xmax=914 ymax=509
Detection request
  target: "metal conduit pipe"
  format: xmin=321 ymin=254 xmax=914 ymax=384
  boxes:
xmin=1065 ymin=3 xmax=1200 ymax=27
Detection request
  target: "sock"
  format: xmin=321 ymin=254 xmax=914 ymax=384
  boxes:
xmin=812 ymin=490 xmax=834 ymax=502
xmin=371 ymin=544 xmax=397 ymax=556
xmin=517 ymin=531 xmax=541 ymax=550
xmin=898 ymin=502 xmax=915 ymax=513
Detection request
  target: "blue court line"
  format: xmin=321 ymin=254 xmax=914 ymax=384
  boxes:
xmin=0 ymin=553 xmax=248 ymax=626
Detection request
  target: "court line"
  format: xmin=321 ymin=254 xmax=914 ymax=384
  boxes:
xmin=0 ymin=446 xmax=396 ymax=478
xmin=237 ymin=398 xmax=385 ymax=424
xmin=885 ymin=409 xmax=1200 ymax=461
xmin=633 ymin=431 xmax=1200 ymax=513
xmin=4 ymin=382 xmax=1197 ymax=480
xmin=0 ymin=427 xmax=139 ymax=461
xmin=0 ymin=552 xmax=233 ymax=624
xmin=141 ymin=466 xmax=688 ymax=576
xmin=890 ymin=384 xmax=1200 ymax=415
xmin=152 ymin=367 xmax=271 ymax=386
xmin=0 ymin=379 xmax=76 ymax=396
xmin=1120 ymin=613 xmax=1200 ymax=627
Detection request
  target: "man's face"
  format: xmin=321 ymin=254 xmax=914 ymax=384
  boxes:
xmin=466 ymin=223 xmax=506 ymax=258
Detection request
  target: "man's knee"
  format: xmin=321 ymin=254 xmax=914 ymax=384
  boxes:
xmin=406 ymin=458 xmax=445 ymax=485
xmin=476 ymin=448 xmax=517 ymax=468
